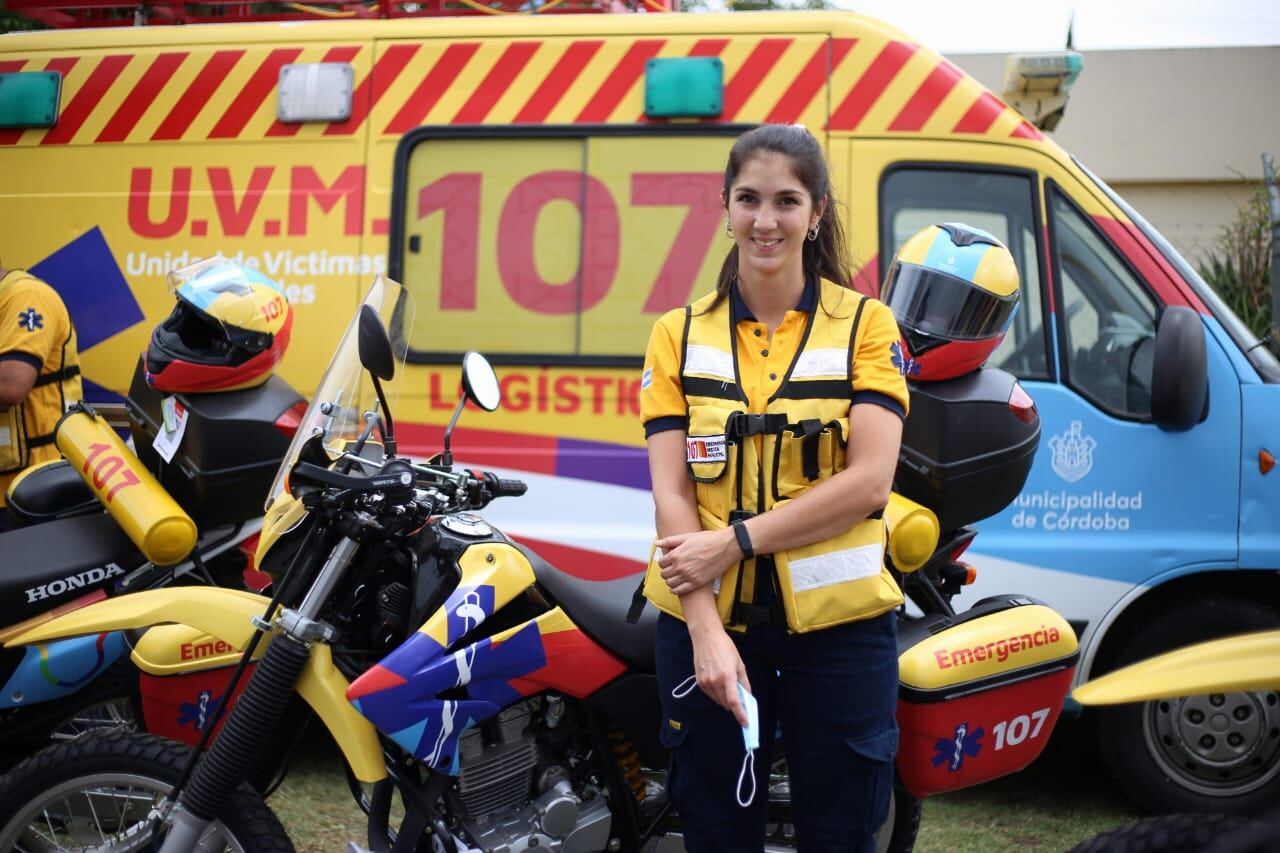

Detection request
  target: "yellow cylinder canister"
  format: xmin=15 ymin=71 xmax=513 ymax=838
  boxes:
xmin=54 ymin=405 xmax=197 ymax=566
xmin=884 ymin=492 xmax=940 ymax=574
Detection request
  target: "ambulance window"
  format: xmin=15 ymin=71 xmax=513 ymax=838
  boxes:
xmin=880 ymin=168 xmax=1048 ymax=380
xmin=394 ymin=131 xmax=734 ymax=364
xmin=1049 ymin=189 xmax=1159 ymax=418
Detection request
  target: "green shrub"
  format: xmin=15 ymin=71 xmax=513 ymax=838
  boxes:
xmin=1197 ymin=182 xmax=1275 ymax=346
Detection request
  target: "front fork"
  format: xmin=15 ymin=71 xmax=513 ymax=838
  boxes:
xmin=160 ymin=535 xmax=360 ymax=851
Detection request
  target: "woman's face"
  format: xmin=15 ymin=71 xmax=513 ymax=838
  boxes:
xmin=725 ymin=152 xmax=824 ymax=282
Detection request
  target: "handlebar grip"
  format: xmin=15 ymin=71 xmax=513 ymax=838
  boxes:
xmin=493 ymin=477 xmax=528 ymax=497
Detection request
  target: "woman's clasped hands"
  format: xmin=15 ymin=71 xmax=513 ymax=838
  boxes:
xmin=655 ymin=526 xmax=741 ymax=596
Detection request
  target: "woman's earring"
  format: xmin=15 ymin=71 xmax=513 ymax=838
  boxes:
xmin=806 ymin=224 xmax=819 ymax=241
xmin=725 ymin=219 xmax=734 ymax=238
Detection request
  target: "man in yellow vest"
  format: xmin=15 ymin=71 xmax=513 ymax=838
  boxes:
xmin=0 ymin=262 xmax=83 ymax=524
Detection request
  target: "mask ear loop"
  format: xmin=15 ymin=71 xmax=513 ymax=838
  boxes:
xmin=671 ymin=675 xmax=698 ymax=699
xmin=736 ymin=748 xmax=756 ymax=807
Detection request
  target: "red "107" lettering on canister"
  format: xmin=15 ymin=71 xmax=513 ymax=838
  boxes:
xmin=81 ymin=442 xmax=142 ymax=503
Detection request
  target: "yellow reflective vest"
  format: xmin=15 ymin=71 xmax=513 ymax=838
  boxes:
xmin=643 ymin=282 xmax=904 ymax=633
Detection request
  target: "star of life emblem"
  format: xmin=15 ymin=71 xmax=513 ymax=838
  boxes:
xmin=17 ymin=308 xmax=43 ymax=332
xmin=1048 ymin=421 xmax=1096 ymax=484
xmin=890 ymin=341 xmax=920 ymax=378
xmin=931 ymin=721 xmax=984 ymax=772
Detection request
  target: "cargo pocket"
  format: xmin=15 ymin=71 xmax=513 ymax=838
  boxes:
xmin=771 ymin=418 xmax=846 ymax=502
xmin=843 ymin=727 xmax=898 ymax=834
xmin=659 ymin=715 xmax=691 ymax=814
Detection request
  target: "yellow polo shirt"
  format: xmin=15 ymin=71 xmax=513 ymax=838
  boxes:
xmin=1 ymin=269 xmax=82 ymax=504
xmin=641 ymin=277 xmax=909 ymax=437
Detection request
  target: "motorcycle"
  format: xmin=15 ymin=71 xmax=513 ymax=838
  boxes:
xmin=1067 ymin=631 xmax=1280 ymax=853
xmin=0 ymin=261 xmax=305 ymax=762
xmin=0 ymin=276 xmax=1080 ymax=852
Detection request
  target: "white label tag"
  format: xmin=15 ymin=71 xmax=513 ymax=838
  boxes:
xmin=0 ymin=426 xmax=9 ymax=448
xmin=152 ymin=397 xmax=189 ymax=464
xmin=686 ymin=434 xmax=727 ymax=463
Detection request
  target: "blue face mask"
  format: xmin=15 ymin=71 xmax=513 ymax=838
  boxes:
xmin=670 ymin=677 xmax=760 ymax=808
xmin=736 ymin=682 xmax=759 ymax=807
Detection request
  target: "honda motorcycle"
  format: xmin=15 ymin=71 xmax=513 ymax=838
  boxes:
xmin=0 ymin=277 xmax=1079 ymax=852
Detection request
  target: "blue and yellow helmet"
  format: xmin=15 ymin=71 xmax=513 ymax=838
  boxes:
xmin=881 ymin=223 xmax=1020 ymax=381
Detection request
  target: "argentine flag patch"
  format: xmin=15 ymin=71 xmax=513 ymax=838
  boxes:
xmin=641 ymin=368 xmax=653 ymax=390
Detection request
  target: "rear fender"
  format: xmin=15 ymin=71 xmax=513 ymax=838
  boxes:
xmin=6 ymin=588 xmax=386 ymax=782
xmin=1072 ymin=629 xmax=1280 ymax=705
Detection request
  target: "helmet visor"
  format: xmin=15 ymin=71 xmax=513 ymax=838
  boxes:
xmin=167 ymin=256 xmax=287 ymax=350
xmin=882 ymin=261 xmax=1018 ymax=342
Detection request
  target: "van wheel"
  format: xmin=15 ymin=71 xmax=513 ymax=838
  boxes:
xmin=1095 ymin=597 xmax=1280 ymax=815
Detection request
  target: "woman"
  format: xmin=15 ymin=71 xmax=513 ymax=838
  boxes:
xmin=638 ymin=125 xmax=909 ymax=852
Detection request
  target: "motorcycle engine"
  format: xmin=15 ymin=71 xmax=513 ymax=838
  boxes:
xmin=453 ymin=699 xmax=614 ymax=853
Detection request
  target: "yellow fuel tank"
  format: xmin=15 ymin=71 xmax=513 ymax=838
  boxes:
xmin=55 ymin=405 xmax=196 ymax=566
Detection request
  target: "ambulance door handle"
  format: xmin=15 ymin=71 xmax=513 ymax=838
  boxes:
xmin=408 ymin=235 xmax=421 ymax=254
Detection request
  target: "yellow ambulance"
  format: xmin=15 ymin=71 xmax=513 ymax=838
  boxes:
xmin=4 ymin=6 xmax=1280 ymax=816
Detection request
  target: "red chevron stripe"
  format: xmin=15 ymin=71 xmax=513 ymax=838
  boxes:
xmin=383 ymin=42 xmax=480 ymax=135
xmin=720 ymin=38 xmax=791 ymax=120
xmin=575 ymin=39 xmax=664 ymax=123
xmin=888 ymin=58 xmax=964 ymax=132
xmin=42 ymin=54 xmax=131 ymax=145
xmin=514 ymin=40 xmax=601 ymax=124
xmin=690 ymin=38 xmax=729 ymax=56
xmin=767 ymin=37 xmax=854 ymax=126
xmin=210 ymin=48 xmax=301 ymax=139
xmin=0 ymin=60 xmax=26 ymax=73
xmin=2 ymin=57 xmax=76 ymax=145
xmin=97 ymin=53 xmax=187 ymax=143
xmin=267 ymin=45 xmax=360 ymax=137
xmin=953 ymin=91 xmax=1005 ymax=134
xmin=452 ymin=41 xmax=540 ymax=124
xmin=1011 ymin=119 xmax=1044 ymax=140
xmin=326 ymin=43 xmax=419 ymax=137
xmin=828 ymin=40 xmax=918 ymax=131
xmin=0 ymin=60 xmax=29 ymax=145
xmin=152 ymin=50 xmax=243 ymax=141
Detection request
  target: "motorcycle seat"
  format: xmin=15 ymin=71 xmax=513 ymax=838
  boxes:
xmin=517 ymin=544 xmax=656 ymax=672
xmin=6 ymin=459 xmax=100 ymax=527
xmin=0 ymin=514 xmax=145 ymax=629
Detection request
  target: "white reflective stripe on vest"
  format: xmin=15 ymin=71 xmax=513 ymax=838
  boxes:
xmin=787 ymin=542 xmax=883 ymax=592
xmin=684 ymin=344 xmax=735 ymax=381
xmin=790 ymin=347 xmax=848 ymax=379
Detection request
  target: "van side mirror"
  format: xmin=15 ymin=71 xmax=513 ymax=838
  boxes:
xmin=1150 ymin=305 xmax=1207 ymax=431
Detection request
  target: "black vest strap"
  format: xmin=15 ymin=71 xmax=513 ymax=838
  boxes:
xmin=27 ymin=432 xmax=56 ymax=449
xmin=33 ymin=364 xmax=80 ymax=388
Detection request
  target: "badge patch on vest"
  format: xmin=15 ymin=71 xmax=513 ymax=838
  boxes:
xmin=686 ymin=435 xmax=727 ymax=463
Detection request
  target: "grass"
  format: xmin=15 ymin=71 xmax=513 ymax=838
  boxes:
xmin=269 ymin=718 xmax=1143 ymax=852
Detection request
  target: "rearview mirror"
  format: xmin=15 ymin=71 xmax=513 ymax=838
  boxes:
xmin=358 ymin=305 xmax=395 ymax=381
xmin=1150 ymin=305 xmax=1207 ymax=431
xmin=462 ymin=351 xmax=501 ymax=412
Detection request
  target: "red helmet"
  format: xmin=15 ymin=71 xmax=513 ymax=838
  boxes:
xmin=881 ymin=223 xmax=1020 ymax=382
xmin=145 ymin=257 xmax=293 ymax=393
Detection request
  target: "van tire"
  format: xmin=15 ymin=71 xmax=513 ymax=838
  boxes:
xmin=1095 ymin=597 xmax=1280 ymax=815
xmin=1066 ymin=813 xmax=1263 ymax=853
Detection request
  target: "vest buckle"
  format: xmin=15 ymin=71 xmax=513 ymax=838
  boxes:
xmin=727 ymin=412 xmax=789 ymax=438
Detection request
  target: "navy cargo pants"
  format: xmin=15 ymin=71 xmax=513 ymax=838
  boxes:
xmin=655 ymin=603 xmax=899 ymax=853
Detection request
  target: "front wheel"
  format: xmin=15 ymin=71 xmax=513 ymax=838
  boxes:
xmin=1095 ymin=598 xmax=1280 ymax=815
xmin=1067 ymin=813 xmax=1269 ymax=853
xmin=0 ymin=730 xmax=294 ymax=852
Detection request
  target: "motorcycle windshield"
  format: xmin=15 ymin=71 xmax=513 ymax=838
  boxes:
xmin=264 ymin=276 xmax=414 ymax=510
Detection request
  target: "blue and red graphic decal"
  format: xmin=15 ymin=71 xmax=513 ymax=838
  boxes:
xmin=0 ymin=631 xmax=128 ymax=708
